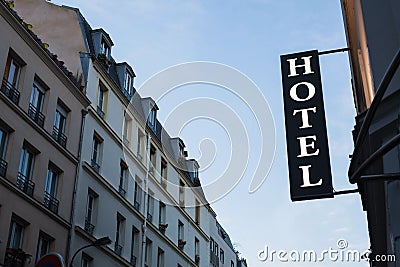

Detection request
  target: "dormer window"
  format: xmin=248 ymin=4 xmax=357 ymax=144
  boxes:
xmin=100 ymin=39 xmax=110 ymax=58
xmin=148 ymin=107 xmax=157 ymax=127
xmin=179 ymin=142 xmax=186 ymax=158
xmin=124 ymin=71 xmax=133 ymax=95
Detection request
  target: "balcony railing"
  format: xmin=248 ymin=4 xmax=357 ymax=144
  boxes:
xmin=0 ymin=158 xmax=8 ymax=177
xmin=114 ymin=243 xmax=123 ymax=256
xmin=130 ymin=255 xmax=137 ymax=266
xmin=159 ymin=223 xmax=168 ymax=234
xmin=147 ymin=213 xmax=153 ymax=223
xmin=118 ymin=185 xmax=126 ymax=197
xmin=52 ymin=126 xmax=67 ymax=148
xmin=178 ymin=239 xmax=186 ymax=250
xmin=28 ymin=103 xmax=45 ymax=128
xmin=16 ymin=172 xmax=35 ymax=197
xmin=4 ymin=248 xmax=29 ymax=267
xmin=96 ymin=106 xmax=105 ymax=119
xmin=134 ymin=200 xmax=140 ymax=211
xmin=43 ymin=191 xmax=59 ymax=214
xmin=1 ymin=79 xmax=20 ymax=105
xmin=91 ymin=159 xmax=100 ymax=173
xmin=210 ymin=251 xmax=219 ymax=266
xmin=84 ymin=218 xmax=95 ymax=235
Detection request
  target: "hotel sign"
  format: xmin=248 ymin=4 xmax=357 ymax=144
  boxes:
xmin=280 ymin=50 xmax=333 ymax=201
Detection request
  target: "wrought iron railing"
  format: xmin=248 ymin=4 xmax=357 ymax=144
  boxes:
xmin=0 ymin=158 xmax=8 ymax=177
xmin=4 ymin=248 xmax=29 ymax=267
xmin=16 ymin=172 xmax=34 ymax=197
xmin=28 ymin=103 xmax=45 ymax=128
xmin=91 ymin=159 xmax=100 ymax=173
xmin=114 ymin=243 xmax=123 ymax=256
xmin=52 ymin=126 xmax=67 ymax=148
xmin=118 ymin=185 xmax=126 ymax=197
xmin=130 ymin=255 xmax=137 ymax=266
xmin=1 ymin=79 xmax=20 ymax=105
xmin=134 ymin=200 xmax=140 ymax=211
xmin=43 ymin=191 xmax=59 ymax=214
xmin=84 ymin=218 xmax=95 ymax=235
xmin=96 ymin=106 xmax=105 ymax=119
xmin=147 ymin=213 xmax=153 ymax=223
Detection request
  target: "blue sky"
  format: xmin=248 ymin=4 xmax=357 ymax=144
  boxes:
xmin=51 ymin=0 xmax=369 ymax=266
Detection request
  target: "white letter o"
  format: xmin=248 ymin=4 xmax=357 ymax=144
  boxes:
xmin=290 ymin=82 xmax=315 ymax=102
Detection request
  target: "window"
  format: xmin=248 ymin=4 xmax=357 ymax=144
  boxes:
xmin=148 ymin=108 xmax=157 ymax=127
xmin=81 ymin=253 xmax=92 ymax=267
xmin=161 ymin=159 xmax=167 ymax=187
xmin=119 ymin=161 xmax=128 ymax=197
xmin=195 ymin=238 xmax=200 ymax=264
xmin=97 ymin=82 xmax=107 ymax=119
xmin=0 ymin=127 xmax=9 ymax=177
xmin=215 ymin=243 xmax=219 ymax=256
xmin=157 ymin=247 xmax=164 ymax=267
xmin=44 ymin=163 xmax=60 ymax=213
xmin=145 ymin=238 xmax=152 ymax=266
xmin=179 ymin=180 xmax=185 ymax=207
xmin=178 ymin=221 xmax=186 ymax=248
xmin=130 ymin=226 xmax=139 ymax=265
xmin=123 ymin=115 xmax=132 ymax=146
xmin=159 ymin=201 xmax=166 ymax=225
xmin=124 ymin=71 xmax=133 ymax=95
xmin=91 ymin=133 xmax=103 ymax=172
xmin=195 ymin=237 xmax=200 ymax=255
xmin=29 ymin=79 xmax=46 ymax=128
xmin=147 ymin=193 xmax=154 ymax=222
xmin=231 ymin=260 xmax=235 ymax=267
xmin=115 ymin=213 xmax=125 ymax=255
xmin=134 ymin=180 xmax=142 ymax=211
xmin=4 ymin=53 xmax=22 ymax=88
xmin=85 ymin=188 xmax=98 ymax=235
xmin=149 ymin=145 xmax=156 ymax=172
xmin=179 ymin=142 xmax=185 ymax=158
xmin=7 ymin=215 xmax=27 ymax=249
xmin=136 ymin=130 xmax=145 ymax=161
xmin=178 ymin=220 xmax=184 ymax=241
xmin=210 ymin=238 xmax=214 ymax=252
xmin=18 ymin=142 xmax=36 ymax=196
xmin=53 ymin=101 xmax=68 ymax=147
xmin=36 ymin=231 xmax=53 ymax=262
xmin=100 ymin=39 xmax=110 ymax=58
xmin=2 ymin=51 xmax=24 ymax=104
xmin=220 ymin=249 xmax=225 ymax=263
xmin=195 ymin=200 xmax=200 ymax=225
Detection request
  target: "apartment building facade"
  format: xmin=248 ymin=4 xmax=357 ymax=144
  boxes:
xmin=341 ymin=0 xmax=400 ymax=266
xmin=12 ymin=1 xmax=245 ymax=267
xmin=0 ymin=1 xmax=90 ymax=266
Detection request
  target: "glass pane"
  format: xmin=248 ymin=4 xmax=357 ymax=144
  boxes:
xmin=54 ymin=110 xmax=66 ymax=132
xmin=19 ymin=149 xmax=34 ymax=179
xmin=0 ymin=129 xmax=7 ymax=159
xmin=45 ymin=169 xmax=58 ymax=197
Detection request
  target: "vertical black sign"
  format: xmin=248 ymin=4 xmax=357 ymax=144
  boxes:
xmin=281 ymin=50 xmax=333 ymax=201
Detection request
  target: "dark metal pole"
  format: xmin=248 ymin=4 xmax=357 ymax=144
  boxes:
xmin=318 ymin=47 xmax=350 ymax=55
